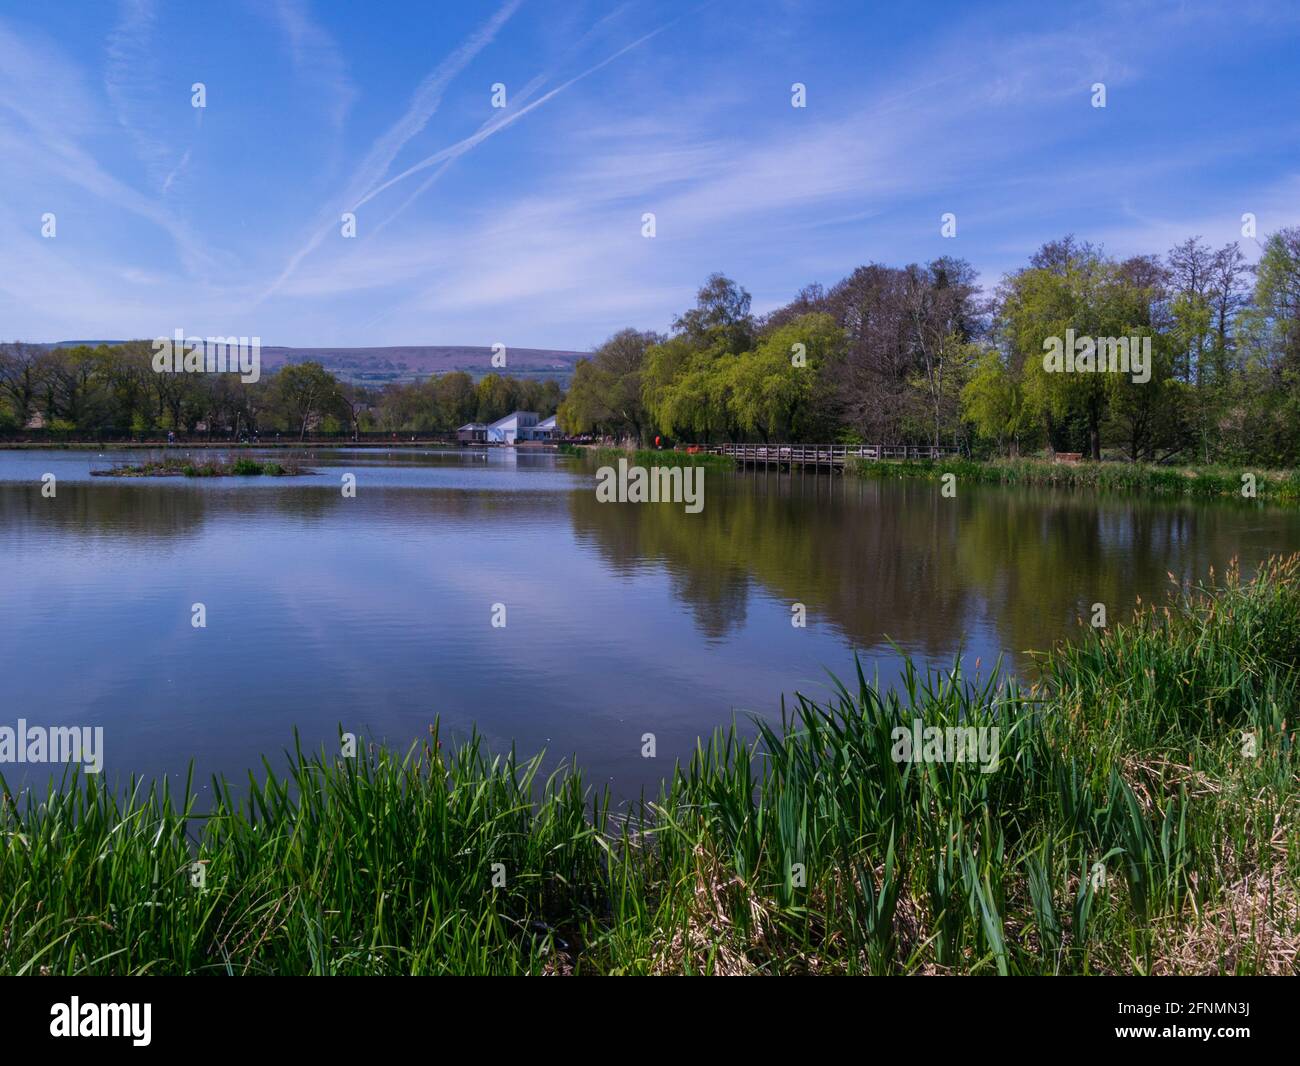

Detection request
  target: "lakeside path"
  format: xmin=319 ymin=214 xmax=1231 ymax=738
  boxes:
xmin=0 ymin=440 xmax=466 ymax=449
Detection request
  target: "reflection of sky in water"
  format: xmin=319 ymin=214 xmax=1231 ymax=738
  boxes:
xmin=1 ymin=448 xmax=1298 ymax=801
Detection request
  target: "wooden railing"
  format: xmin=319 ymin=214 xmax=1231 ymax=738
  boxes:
xmin=696 ymin=443 xmax=960 ymax=467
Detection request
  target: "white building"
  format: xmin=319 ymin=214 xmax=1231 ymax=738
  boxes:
xmin=485 ymin=411 xmax=562 ymax=444
xmin=486 ymin=411 xmax=539 ymax=444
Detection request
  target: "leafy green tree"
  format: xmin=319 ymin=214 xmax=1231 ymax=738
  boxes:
xmin=1002 ymin=241 xmax=1166 ymax=459
xmin=731 ymin=314 xmax=844 ymax=440
xmin=0 ymin=342 xmax=46 ymax=427
xmin=1255 ymin=227 xmax=1300 ymax=376
xmin=558 ymin=329 xmax=657 ymax=441
xmin=672 ymin=273 xmax=754 ymax=353
xmin=961 ymin=351 xmax=1035 ymax=456
xmin=271 ymin=362 xmax=340 ymax=441
xmin=641 ymin=336 xmax=705 ymax=439
xmin=642 ymin=276 xmax=760 ymax=442
xmin=44 ymin=346 xmax=111 ymax=431
xmin=433 ymin=372 xmax=477 ymax=429
xmin=1104 ymin=330 xmax=1186 ymax=462
xmin=474 ymin=373 xmax=516 ymax=424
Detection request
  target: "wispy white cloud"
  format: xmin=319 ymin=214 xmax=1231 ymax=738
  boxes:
xmin=257 ymin=0 xmax=524 ymax=304
xmin=105 ymin=1 xmax=165 ymax=175
xmin=264 ymin=0 xmax=358 ymax=132
xmin=0 ymin=18 xmax=213 ymax=275
xmin=361 ymin=3 xmax=660 ymax=239
xmin=105 ymin=0 xmax=203 ymax=196
xmin=354 ymin=21 xmax=674 ymax=211
xmin=266 ymin=0 xmax=1300 ymax=347
xmin=2 ymin=0 xmax=1298 ymax=349
xmin=1084 ymin=172 xmax=1300 ymax=264
xmin=367 ymin=68 xmax=553 ymax=240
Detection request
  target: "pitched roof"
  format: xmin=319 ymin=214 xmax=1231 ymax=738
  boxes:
xmin=487 ymin=410 xmax=538 ymax=428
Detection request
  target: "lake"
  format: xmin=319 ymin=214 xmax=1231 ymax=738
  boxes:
xmin=2 ymin=447 xmax=1297 ymax=799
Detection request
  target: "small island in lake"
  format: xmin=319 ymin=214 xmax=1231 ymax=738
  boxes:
xmin=92 ymin=457 xmax=314 ymax=478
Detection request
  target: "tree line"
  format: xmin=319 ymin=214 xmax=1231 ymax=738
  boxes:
xmin=560 ymin=228 xmax=1300 ymax=466
xmin=7 ymin=226 xmax=1298 ymax=462
xmin=0 ymin=341 xmax=561 ymax=439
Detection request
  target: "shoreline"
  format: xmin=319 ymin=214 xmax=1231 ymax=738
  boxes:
xmin=849 ymin=455 xmax=1300 ymax=503
xmin=6 ymin=438 xmax=1299 ymax=504
xmin=570 ymin=445 xmax=1300 ymax=504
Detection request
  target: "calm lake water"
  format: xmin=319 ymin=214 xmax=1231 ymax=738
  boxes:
xmin=2 ymin=447 xmax=1298 ymax=799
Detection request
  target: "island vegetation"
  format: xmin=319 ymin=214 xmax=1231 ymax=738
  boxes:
xmin=91 ymin=456 xmax=312 ymax=478
xmin=3 ymin=556 xmax=1297 ymax=975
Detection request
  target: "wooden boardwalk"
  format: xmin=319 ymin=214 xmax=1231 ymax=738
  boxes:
xmin=698 ymin=443 xmax=959 ymax=471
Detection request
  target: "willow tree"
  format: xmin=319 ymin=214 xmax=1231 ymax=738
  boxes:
xmin=1000 ymin=241 xmax=1163 ymax=460
xmin=960 ymin=350 xmax=1034 ymax=456
xmin=558 ymin=328 xmax=658 ymax=441
xmin=730 ymin=314 xmax=845 ymax=441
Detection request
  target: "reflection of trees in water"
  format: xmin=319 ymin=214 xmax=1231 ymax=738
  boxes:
xmin=6 ymin=469 xmax=1293 ymax=660
xmin=945 ymin=486 xmax=1276 ymax=656
xmin=567 ymin=484 xmax=752 ymax=639
xmin=664 ymin=568 xmax=750 ymax=641
xmin=569 ymin=472 xmax=1298 ymax=658
xmin=568 ymin=473 xmax=980 ymax=650
xmin=0 ymin=484 xmax=215 ymax=545
xmin=0 ymin=482 xmax=571 ymax=550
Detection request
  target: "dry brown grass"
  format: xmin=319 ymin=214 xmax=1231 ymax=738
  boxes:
xmin=650 ymin=843 xmax=763 ymax=976
xmin=1153 ymin=865 xmax=1300 ymax=974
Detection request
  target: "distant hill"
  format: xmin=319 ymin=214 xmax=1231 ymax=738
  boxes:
xmin=44 ymin=342 xmax=589 ymax=385
xmin=260 ymin=346 xmax=587 ymax=385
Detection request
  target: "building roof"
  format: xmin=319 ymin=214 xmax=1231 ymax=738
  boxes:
xmin=457 ymin=422 xmax=487 ymax=430
xmin=536 ymin=415 xmax=558 ymax=428
xmin=487 ymin=410 xmax=538 ymax=428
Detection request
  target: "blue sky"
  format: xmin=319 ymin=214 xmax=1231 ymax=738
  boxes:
xmin=1 ymin=0 xmax=1297 ymax=350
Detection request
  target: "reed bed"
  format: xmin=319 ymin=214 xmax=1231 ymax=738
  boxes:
xmin=3 ymin=558 xmax=1299 ymax=975
xmin=846 ymin=456 xmax=1300 ymax=503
